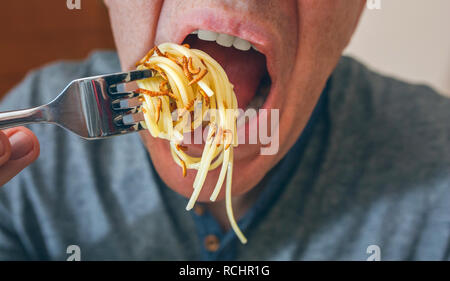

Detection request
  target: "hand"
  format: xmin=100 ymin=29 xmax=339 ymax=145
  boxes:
xmin=0 ymin=127 xmax=40 ymax=186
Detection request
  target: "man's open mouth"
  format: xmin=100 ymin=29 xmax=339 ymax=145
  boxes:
xmin=182 ymin=30 xmax=271 ymax=112
xmin=164 ymin=8 xmax=279 ymax=117
xmin=153 ymin=9 xmax=281 ymax=157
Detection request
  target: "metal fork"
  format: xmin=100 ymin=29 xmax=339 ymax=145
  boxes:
xmin=0 ymin=70 xmax=152 ymax=139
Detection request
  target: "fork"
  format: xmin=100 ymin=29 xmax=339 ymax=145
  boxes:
xmin=0 ymin=70 xmax=152 ymax=139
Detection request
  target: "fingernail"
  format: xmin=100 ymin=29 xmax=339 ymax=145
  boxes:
xmin=9 ymin=131 xmax=34 ymax=160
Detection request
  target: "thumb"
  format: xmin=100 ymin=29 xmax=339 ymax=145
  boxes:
xmin=0 ymin=127 xmax=40 ymax=186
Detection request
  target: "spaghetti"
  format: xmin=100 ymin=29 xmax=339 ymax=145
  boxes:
xmin=135 ymin=43 xmax=246 ymax=244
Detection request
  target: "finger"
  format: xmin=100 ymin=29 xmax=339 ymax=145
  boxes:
xmin=0 ymin=127 xmax=40 ymax=186
xmin=0 ymin=130 xmax=12 ymax=167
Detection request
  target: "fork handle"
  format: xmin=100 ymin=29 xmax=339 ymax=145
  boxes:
xmin=0 ymin=105 xmax=51 ymax=129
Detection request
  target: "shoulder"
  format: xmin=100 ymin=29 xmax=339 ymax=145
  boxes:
xmin=0 ymin=50 xmax=150 ymax=193
xmin=0 ymin=50 xmax=127 ymax=194
xmin=0 ymin=51 xmax=150 ymax=198
xmin=326 ymin=56 xmax=450 ymax=234
xmin=331 ymin=56 xmax=450 ymax=124
xmin=282 ymin=58 xmax=450 ymax=260
xmin=0 ymin=50 xmax=120 ymax=110
xmin=0 ymin=51 xmax=159 ymax=259
xmin=329 ymin=56 xmax=450 ymax=163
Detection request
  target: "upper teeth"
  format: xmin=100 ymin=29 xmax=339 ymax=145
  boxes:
xmin=193 ymin=29 xmax=257 ymax=51
xmin=216 ymin=33 xmax=234 ymax=47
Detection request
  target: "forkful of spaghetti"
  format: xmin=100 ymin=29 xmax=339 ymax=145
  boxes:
xmin=134 ymin=43 xmax=247 ymax=244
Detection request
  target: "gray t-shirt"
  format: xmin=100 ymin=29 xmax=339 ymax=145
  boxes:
xmin=0 ymin=51 xmax=449 ymax=261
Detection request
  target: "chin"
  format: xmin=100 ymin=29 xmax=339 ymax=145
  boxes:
xmin=140 ymin=128 xmax=273 ymax=202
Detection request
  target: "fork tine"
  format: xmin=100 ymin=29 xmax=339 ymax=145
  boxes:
xmin=112 ymin=99 xmax=132 ymax=111
xmin=110 ymin=90 xmax=142 ymax=112
xmin=101 ymin=69 xmax=153 ymax=86
xmin=111 ymin=99 xmax=141 ymax=111
xmin=114 ymin=111 xmax=144 ymax=126
xmin=109 ymin=91 xmax=140 ymax=99
xmin=125 ymin=123 xmax=145 ymax=132
xmin=123 ymin=123 xmax=145 ymax=133
xmin=112 ymin=120 xmax=144 ymax=134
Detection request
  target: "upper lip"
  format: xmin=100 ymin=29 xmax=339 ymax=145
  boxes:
xmin=163 ymin=7 xmax=279 ymax=86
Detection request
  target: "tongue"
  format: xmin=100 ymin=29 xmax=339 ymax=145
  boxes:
xmin=184 ymin=35 xmax=267 ymax=109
